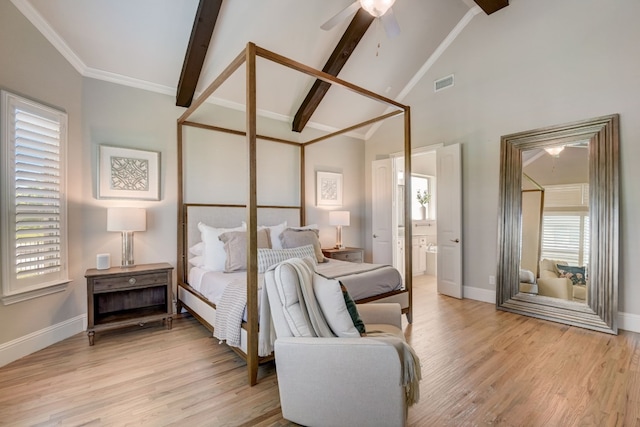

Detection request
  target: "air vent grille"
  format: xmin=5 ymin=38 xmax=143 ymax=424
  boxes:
xmin=434 ymin=74 xmax=454 ymax=92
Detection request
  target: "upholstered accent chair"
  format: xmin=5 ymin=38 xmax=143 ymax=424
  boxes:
xmin=264 ymin=261 xmax=414 ymax=427
xmin=537 ymin=258 xmax=587 ymax=302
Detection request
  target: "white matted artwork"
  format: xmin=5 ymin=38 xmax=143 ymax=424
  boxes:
xmin=316 ymin=171 xmax=343 ymax=206
xmin=98 ymin=145 xmax=160 ymax=200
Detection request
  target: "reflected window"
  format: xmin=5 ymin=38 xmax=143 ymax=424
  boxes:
xmin=541 ymin=213 xmax=589 ymax=266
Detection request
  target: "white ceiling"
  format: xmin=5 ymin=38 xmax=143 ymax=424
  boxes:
xmin=13 ymin=0 xmax=481 ymax=139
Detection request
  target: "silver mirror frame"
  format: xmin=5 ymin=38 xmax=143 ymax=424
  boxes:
xmin=497 ymin=114 xmax=619 ymax=334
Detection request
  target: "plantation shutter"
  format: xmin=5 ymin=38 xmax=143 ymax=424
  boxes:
xmin=541 ymin=213 xmax=589 ymax=266
xmin=1 ymin=91 xmax=68 ymax=302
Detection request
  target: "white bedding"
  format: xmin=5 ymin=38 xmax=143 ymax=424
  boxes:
xmin=187 ymin=258 xmax=402 ymax=307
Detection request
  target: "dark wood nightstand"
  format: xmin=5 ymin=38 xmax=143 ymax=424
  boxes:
xmin=322 ymin=247 xmax=364 ymax=263
xmin=85 ymin=262 xmax=173 ymax=345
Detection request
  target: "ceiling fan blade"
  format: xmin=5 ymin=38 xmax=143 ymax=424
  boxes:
xmin=380 ymin=7 xmax=401 ymax=38
xmin=321 ymin=1 xmax=361 ymax=30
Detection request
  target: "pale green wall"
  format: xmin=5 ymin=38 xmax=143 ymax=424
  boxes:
xmin=365 ymin=0 xmax=640 ymax=317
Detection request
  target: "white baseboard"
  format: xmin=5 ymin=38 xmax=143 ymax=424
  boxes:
xmin=618 ymin=311 xmax=640 ymax=334
xmin=463 ymin=286 xmax=640 ymax=334
xmin=463 ymin=286 xmax=495 ymax=304
xmin=0 ymin=314 xmax=86 ymax=368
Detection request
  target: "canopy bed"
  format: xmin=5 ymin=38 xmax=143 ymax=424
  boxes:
xmin=176 ymin=43 xmax=414 ymax=385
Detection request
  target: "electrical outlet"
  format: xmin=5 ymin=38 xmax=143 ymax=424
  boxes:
xmin=489 ymin=275 xmax=496 ymax=285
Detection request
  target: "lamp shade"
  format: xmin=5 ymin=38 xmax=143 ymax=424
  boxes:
xmin=329 ymin=211 xmax=350 ymax=227
xmin=107 ymin=208 xmax=146 ymax=232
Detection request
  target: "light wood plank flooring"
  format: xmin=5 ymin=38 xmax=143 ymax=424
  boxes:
xmin=1 ymin=276 xmax=639 ymax=426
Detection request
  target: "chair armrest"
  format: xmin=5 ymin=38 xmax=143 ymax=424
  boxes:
xmin=274 ymin=337 xmax=406 ymax=426
xmin=356 ymin=303 xmax=402 ymax=329
xmin=537 ymin=277 xmax=572 ymax=300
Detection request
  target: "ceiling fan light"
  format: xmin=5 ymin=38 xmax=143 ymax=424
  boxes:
xmin=544 ymin=145 xmax=565 ymax=157
xmin=360 ymin=0 xmax=396 ymax=18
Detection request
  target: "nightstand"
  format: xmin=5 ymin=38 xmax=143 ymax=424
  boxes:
xmin=322 ymin=247 xmax=364 ymax=263
xmin=85 ymin=262 xmax=173 ymax=345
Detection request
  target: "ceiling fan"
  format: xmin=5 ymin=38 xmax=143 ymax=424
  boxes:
xmin=321 ymin=0 xmax=401 ymax=38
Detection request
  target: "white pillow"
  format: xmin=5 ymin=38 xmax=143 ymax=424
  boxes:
xmin=197 ymin=221 xmax=245 ymax=272
xmin=242 ymin=221 xmax=288 ymax=250
xmin=290 ymin=224 xmax=318 ymax=230
xmin=189 ymin=242 xmax=204 ymax=256
xmin=313 ymin=274 xmax=360 ymax=338
xmin=188 ymin=255 xmax=205 ymax=268
xmin=257 ymin=245 xmax=317 ymax=274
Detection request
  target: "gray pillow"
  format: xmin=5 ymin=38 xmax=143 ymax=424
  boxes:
xmin=219 ymin=228 xmax=271 ymax=272
xmin=280 ymin=228 xmax=326 ymax=263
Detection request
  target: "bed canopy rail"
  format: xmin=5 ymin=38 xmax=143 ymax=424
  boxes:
xmin=177 ymin=42 xmax=412 ymax=385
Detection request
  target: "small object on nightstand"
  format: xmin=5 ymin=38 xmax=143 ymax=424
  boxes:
xmin=322 ymin=247 xmax=364 ymax=263
xmin=85 ymin=262 xmax=173 ymax=345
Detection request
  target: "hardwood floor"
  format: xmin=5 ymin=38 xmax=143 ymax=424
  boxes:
xmin=1 ymin=276 xmax=639 ymax=426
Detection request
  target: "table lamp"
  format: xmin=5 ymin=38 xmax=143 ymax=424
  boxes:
xmin=329 ymin=210 xmax=350 ymax=249
xmin=107 ymin=207 xmax=146 ymax=267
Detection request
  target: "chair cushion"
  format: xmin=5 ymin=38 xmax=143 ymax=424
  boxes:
xmin=313 ymin=274 xmax=361 ymax=338
xmin=365 ymin=323 xmax=405 ymax=340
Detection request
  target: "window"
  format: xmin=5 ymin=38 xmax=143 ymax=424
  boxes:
xmin=541 ymin=212 xmax=589 ymax=266
xmin=411 ymin=175 xmax=433 ymax=220
xmin=1 ymin=91 xmax=69 ymax=304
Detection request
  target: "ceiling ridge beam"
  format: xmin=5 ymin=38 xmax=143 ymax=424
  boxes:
xmin=291 ymin=8 xmax=374 ymax=133
xmin=473 ymin=0 xmax=508 ymax=15
xmin=176 ymin=0 xmax=223 ymax=108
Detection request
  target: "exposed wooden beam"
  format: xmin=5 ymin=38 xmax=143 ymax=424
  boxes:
xmin=176 ymin=0 xmax=223 ymax=108
xmin=474 ymin=0 xmax=508 ymax=15
xmin=291 ymin=8 xmax=374 ymax=133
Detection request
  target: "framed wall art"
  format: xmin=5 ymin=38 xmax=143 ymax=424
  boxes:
xmin=316 ymin=171 xmax=343 ymax=206
xmin=98 ymin=145 xmax=160 ymax=200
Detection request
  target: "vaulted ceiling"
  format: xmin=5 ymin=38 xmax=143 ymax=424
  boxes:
xmin=13 ymin=0 xmax=507 ymax=139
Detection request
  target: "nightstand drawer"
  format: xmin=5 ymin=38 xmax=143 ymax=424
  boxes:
xmin=93 ymin=272 xmax=167 ymax=293
xmin=328 ymin=250 xmax=363 ymax=263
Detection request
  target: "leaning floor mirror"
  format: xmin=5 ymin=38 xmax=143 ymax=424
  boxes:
xmin=496 ymin=114 xmax=619 ymax=334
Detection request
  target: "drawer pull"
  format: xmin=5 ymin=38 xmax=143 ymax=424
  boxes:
xmin=129 ymin=277 xmax=137 ymax=285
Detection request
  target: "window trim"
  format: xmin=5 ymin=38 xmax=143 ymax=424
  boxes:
xmin=1 ymin=90 xmax=69 ymax=304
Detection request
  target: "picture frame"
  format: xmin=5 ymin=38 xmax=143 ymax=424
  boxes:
xmin=98 ymin=145 xmax=160 ymax=200
xmin=316 ymin=171 xmax=343 ymax=206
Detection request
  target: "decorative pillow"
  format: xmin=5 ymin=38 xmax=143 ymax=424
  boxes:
xmin=340 ymin=283 xmax=365 ymax=335
xmin=313 ymin=274 xmax=361 ymax=338
xmin=280 ymin=228 xmax=325 ymax=263
xmin=219 ymin=229 xmax=271 ymax=273
xmin=556 ymin=265 xmax=587 ymax=285
xmin=189 ymin=242 xmax=204 ymax=256
xmin=198 ymin=222 xmax=246 ymax=272
xmin=243 ymin=221 xmax=288 ymax=250
xmin=257 ymin=245 xmax=317 ymax=274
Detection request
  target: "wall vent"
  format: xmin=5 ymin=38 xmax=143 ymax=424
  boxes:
xmin=434 ymin=74 xmax=454 ymax=92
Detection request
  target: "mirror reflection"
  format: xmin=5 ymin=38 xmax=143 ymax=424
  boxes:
xmin=519 ymin=141 xmax=590 ymax=304
xmin=497 ymin=114 xmax=619 ymax=335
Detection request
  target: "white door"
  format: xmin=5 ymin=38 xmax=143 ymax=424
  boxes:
xmin=372 ymin=159 xmax=393 ymax=265
xmin=436 ymin=143 xmax=462 ymax=298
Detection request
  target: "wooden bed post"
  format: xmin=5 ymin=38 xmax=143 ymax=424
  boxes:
xmin=245 ymin=42 xmax=260 ymax=386
xmin=403 ymin=106 xmax=413 ymax=323
xmin=300 ymin=144 xmax=306 ymax=225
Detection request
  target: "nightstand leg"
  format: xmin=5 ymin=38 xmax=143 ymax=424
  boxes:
xmin=166 ymin=316 xmax=173 ymax=330
xmin=88 ymin=330 xmax=95 ymax=346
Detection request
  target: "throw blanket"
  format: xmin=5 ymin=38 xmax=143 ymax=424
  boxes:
xmin=213 ymin=278 xmax=246 ymax=347
xmin=259 ymin=257 xmax=421 ymax=405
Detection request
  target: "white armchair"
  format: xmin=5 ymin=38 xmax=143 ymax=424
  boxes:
xmin=264 ymin=264 xmax=412 ymax=427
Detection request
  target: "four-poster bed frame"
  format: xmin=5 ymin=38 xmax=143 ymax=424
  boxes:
xmin=176 ymin=42 xmax=414 ymax=385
